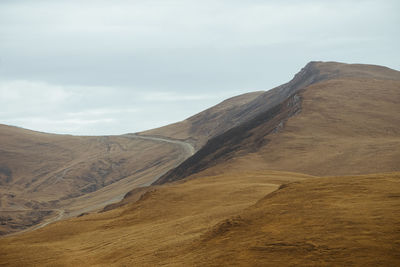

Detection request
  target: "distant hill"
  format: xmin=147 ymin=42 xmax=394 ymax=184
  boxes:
xmin=140 ymin=91 xmax=265 ymax=149
xmin=0 ymin=125 xmax=186 ymax=235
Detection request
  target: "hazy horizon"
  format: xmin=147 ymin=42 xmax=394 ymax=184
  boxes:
xmin=1 ymin=0 xmax=399 ymax=135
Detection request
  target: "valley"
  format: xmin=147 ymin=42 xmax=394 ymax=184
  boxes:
xmin=0 ymin=126 xmax=194 ymax=235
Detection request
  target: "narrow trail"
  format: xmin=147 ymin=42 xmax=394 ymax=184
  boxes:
xmin=124 ymin=134 xmax=195 ymax=186
xmin=33 ymin=209 xmax=65 ymax=230
xmin=5 ymin=209 xmax=64 ymax=237
xmin=7 ymin=134 xmax=196 ymax=236
xmin=125 ymin=134 xmax=195 ymax=156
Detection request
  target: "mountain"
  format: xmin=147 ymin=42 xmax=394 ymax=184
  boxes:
xmin=156 ymin=61 xmax=400 ymax=184
xmin=1 ymin=61 xmax=399 ymax=266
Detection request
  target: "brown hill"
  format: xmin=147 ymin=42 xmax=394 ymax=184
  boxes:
xmin=0 ymin=125 xmax=190 ymax=235
xmin=1 ymin=171 xmax=398 ymax=266
xmin=155 ymin=62 xmax=400 ymax=184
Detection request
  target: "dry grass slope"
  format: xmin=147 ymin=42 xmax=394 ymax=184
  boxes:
xmin=183 ymin=172 xmax=400 ymax=266
xmin=214 ymin=77 xmax=400 ymax=177
xmin=0 ymin=171 xmax=399 ymax=266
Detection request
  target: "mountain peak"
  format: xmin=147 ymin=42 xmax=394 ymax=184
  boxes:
xmin=154 ymin=61 xmax=400 ymax=184
xmin=302 ymin=61 xmax=400 ymax=81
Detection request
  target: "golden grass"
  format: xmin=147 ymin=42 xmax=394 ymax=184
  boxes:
xmin=181 ymin=172 xmax=400 ymax=266
xmin=1 ymin=171 xmax=399 ymax=266
xmin=0 ymin=170 xmax=310 ymax=266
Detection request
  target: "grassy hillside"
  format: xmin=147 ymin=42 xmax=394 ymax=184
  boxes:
xmin=1 ymin=171 xmax=398 ymax=266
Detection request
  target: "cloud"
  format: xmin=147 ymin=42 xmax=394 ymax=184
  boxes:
xmin=0 ymin=80 xmax=71 ymax=101
xmin=2 ymin=0 xmax=397 ymax=48
xmin=0 ymin=79 xmax=236 ymax=135
xmin=2 ymin=117 xmax=116 ymax=136
xmin=139 ymin=91 xmax=231 ymax=102
xmin=66 ymin=108 xmax=139 ymax=117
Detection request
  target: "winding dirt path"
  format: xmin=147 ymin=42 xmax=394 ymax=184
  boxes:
xmin=5 ymin=209 xmax=64 ymax=237
xmin=125 ymin=134 xmax=195 ymax=157
xmin=33 ymin=209 xmax=65 ymax=230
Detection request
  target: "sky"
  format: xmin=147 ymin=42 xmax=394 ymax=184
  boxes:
xmin=1 ymin=0 xmax=399 ymax=135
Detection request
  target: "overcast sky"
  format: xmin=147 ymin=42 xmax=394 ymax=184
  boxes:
xmin=1 ymin=0 xmax=399 ymax=135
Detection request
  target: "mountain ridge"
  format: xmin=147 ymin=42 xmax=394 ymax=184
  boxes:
xmin=154 ymin=61 xmax=400 ymax=184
